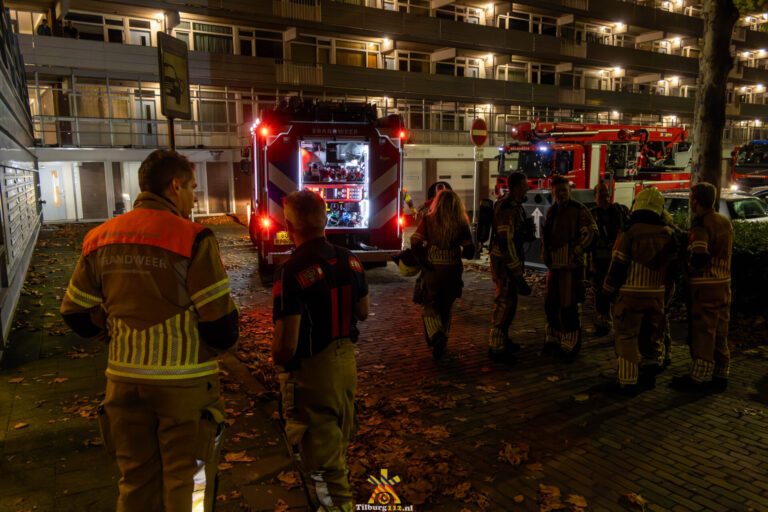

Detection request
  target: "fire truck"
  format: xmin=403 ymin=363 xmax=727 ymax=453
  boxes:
xmin=249 ymin=100 xmax=405 ymax=269
xmin=730 ymin=140 xmax=768 ymax=187
xmin=496 ymin=122 xmax=692 ymax=203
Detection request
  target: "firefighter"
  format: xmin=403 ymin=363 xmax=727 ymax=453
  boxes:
xmin=416 ymin=180 xmax=452 ymax=219
xmin=272 ymin=190 xmax=369 ymax=512
xmin=60 ymin=150 xmax=239 ymax=512
xmin=488 ymin=172 xmax=533 ymax=361
xmin=589 ymin=181 xmax=630 ymax=337
xmin=602 ymin=187 xmax=677 ymax=395
xmin=542 ymin=175 xmax=597 ymax=361
xmin=411 ymin=189 xmax=474 ymax=360
xmin=671 ymin=182 xmax=733 ymax=392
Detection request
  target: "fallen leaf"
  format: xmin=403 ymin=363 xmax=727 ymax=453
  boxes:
xmin=223 ymin=451 xmax=256 ymax=463
xmin=274 ymin=498 xmax=290 ymax=512
xmin=514 ymin=494 xmax=524 ymax=503
xmin=572 ymin=393 xmax=590 ymax=402
xmin=546 ymin=375 xmax=560 ymax=383
xmin=50 ymin=377 xmax=69 ymax=384
xmin=477 ymin=385 xmax=497 ymax=393
xmin=566 ymin=493 xmax=588 ymax=509
xmin=498 ymin=442 xmax=530 ymax=465
xmin=444 ymin=481 xmax=471 ymax=499
xmin=13 ymin=422 xmax=29 ymax=430
xmin=218 ymin=462 xmax=233 ymax=471
xmin=277 ymin=470 xmax=301 ymax=489
xmin=619 ymin=492 xmax=648 ymax=511
xmin=7 ymin=377 xmax=24 ymax=384
xmin=527 ymin=462 xmax=544 ymax=472
xmin=83 ymin=438 xmax=103 ymax=447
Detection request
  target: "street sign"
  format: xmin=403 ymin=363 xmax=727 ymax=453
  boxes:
xmin=532 ymin=207 xmax=543 ymax=238
xmin=470 ymin=118 xmax=488 ymax=147
xmin=474 ymin=146 xmax=485 ymax=161
xmin=157 ymin=32 xmax=191 ymax=120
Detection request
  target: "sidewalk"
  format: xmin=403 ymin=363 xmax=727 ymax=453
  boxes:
xmin=0 ymin=221 xmax=766 ymax=512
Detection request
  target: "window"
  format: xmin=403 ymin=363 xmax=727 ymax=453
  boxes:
xmin=397 ymin=52 xmax=429 ymax=73
xmin=239 ymin=28 xmax=283 ymax=59
xmin=175 ymin=21 xmax=233 ymax=54
xmin=496 ymin=63 xmax=528 ymax=82
xmin=435 ymin=58 xmax=481 ymax=78
xmin=198 ymin=99 xmax=236 ymax=132
xmin=334 ymin=39 xmax=379 ymax=68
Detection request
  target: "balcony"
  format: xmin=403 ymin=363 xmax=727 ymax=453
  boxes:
xmin=18 ymin=35 xmax=277 ymax=87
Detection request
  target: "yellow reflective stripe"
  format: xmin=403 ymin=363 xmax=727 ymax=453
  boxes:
xmin=190 ymin=278 xmax=229 ymax=302
xmin=65 ymin=289 xmax=94 ymax=309
xmin=184 ymin=309 xmax=195 ymax=366
xmin=195 ymin=288 xmax=230 ymax=309
xmin=68 ymin=282 xmax=102 ymax=305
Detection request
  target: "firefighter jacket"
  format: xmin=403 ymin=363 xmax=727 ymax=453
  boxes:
xmin=542 ymin=199 xmax=597 ymax=269
xmin=272 ymin=237 xmax=368 ymax=369
xmin=490 ymin=195 xmax=528 ymax=275
xmin=602 ymin=210 xmax=677 ymax=299
xmin=590 ymin=203 xmax=630 ymax=261
xmin=60 ymin=192 xmax=238 ymax=384
xmin=689 ymin=209 xmax=733 ymax=286
xmin=411 ymin=216 xmax=474 ymax=266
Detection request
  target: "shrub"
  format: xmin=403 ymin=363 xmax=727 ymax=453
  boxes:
xmin=731 ymin=222 xmax=768 ymax=315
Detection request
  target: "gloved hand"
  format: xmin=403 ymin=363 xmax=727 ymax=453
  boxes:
xmin=516 ymin=275 xmax=532 ymax=296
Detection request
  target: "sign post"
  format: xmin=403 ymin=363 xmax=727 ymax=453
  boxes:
xmin=157 ymin=32 xmax=191 ymax=150
xmin=469 ymin=118 xmax=488 ymax=259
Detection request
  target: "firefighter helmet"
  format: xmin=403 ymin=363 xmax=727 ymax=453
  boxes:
xmin=633 ymin=187 xmax=664 ymax=215
xmin=393 ymin=248 xmax=419 ymax=277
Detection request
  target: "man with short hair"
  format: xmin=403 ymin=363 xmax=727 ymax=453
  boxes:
xmin=542 ymin=176 xmax=597 ymax=360
xmin=488 ymin=172 xmax=533 ymax=361
xmin=589 ymin=181 xmax=629 ymax=336
xmin=273 ymin=190 xmax=369 ymax=512
xmin=61 ymin=149 xmax=239 ymax=511
xmin=36 ymin=18 xmax=52 ymax=36
xmin=671 ymin=182 xmax=733 ymax=392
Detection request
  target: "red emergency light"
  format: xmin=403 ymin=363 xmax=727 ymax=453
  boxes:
xmin=260 ymin=216 xmax=272 ymax=230
xmin=398 ymin=130 xmax=407 ymax=139
xmin=259 ymin=126 xmax=270 ymax=137
xmin=398 ymin=215 xmax=405 ymax=227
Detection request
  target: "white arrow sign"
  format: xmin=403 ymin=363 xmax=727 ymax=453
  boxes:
xmin=532 ymin=208 xmax=544 ymax=239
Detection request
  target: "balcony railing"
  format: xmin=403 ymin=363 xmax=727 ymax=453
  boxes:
xmin=273 ymin=0 xmax=321 ymax=21
xmin=277 ymin=61 xmax=323 ymax=86
xmin=33 ymin=116 xmax=245 ymax=149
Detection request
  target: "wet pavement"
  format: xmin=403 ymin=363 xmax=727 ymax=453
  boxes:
xmin=0 ymin=221 xmax=767 ymax=512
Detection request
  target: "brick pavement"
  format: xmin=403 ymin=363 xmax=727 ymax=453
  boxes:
xmin=0 ymin=222 xmax=766 ymax=512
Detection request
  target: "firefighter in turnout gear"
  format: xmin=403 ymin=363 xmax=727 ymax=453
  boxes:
xmin=671 ymin=183 xmax=733 ymax=393
xmin=411 ymin=189 xmax=474 ymax=360
xmin=60 ymin=150 xmax=239 ymax=512
xmin=590 ymin=181 xmax=630 ymax=337
xmin=272 ymin=191 xmax=369 ymax=512
xmin=542 ymin=176 xmax=598 ymax=360
xmin=488 ymin=172 xmax=533 ymax=361
xmin=602 ymin=187 xmax=677 ymax=395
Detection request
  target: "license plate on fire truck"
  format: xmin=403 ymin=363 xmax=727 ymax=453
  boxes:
xmin=275 ymin=231 xmax=291 ymax=245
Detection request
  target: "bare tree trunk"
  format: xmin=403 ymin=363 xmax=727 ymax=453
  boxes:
xmin=690 ymin=0 xmax=739 ymax=194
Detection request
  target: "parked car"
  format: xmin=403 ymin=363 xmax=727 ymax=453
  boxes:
xmin=744 ymin=185 xmax=768 ymax=203
xmin=662 ymin=189 xmax=768 ymax=223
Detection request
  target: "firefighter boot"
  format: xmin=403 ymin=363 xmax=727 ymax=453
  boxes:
xmin=432 ymin=332 xmax=447 ymax=361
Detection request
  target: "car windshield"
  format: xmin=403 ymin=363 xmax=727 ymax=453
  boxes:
xmin=499 ymin=148 xmax=571 ymax=179
xmin=736 ymin=145 xmax=768 ymax=169
xmin=728 ymin=197 xmax=768 ymax=220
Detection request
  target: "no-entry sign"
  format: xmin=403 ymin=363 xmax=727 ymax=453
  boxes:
xmin=470 ymin=118 xmax=488 ymax=146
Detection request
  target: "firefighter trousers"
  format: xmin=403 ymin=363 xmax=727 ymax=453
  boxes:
xmin=545 ymin=268 xmax=585 ymax=353
xmin=99 ymin=375 xmax=225 ymax=512
xmin=489 ymin=255 xmax=519 ymax=353
xmin=420 ymin=264 xmax=462 ymax=345
xmin=592 ymin=258 xmax=611 ymax=330
xmin=613 ymin=293 xmax=665 ymax=385
xmin=689 ymin=283 xmax=731 ymax=382
xmin=279 ymin=339 xmax=357 ymax=512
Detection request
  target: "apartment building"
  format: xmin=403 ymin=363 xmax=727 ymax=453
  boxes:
xmin=8 ymin=0 xmax=768 ymax=218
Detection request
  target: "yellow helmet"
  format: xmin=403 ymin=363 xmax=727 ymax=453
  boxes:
xmin=393 ymin=249 xmax=420 ymax=277
xmin=633 ymin=187 xmax=664 ymax=215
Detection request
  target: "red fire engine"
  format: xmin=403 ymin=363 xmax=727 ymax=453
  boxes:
xmin=249 ymin=101 xmax=405 ymax=269
xmin=730 ymin=140 xmax=768 ymax=187
xmin=496 ymin=122 xmax=692 ymax=200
